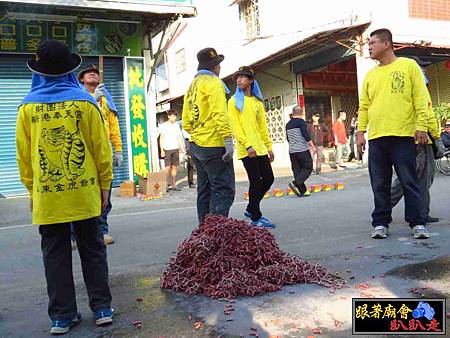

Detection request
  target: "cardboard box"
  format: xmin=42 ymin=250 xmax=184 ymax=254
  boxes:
xmin=119 ymin=181 xmax=136 ymax=198
xmin=139 ymin=172 xmax=167 ymax=196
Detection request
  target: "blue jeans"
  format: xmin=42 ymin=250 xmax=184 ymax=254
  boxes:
xmin=190 ymin=143 xmax=235 ymax=224
xmin=368 ymin=136 xmax=425 ymax=228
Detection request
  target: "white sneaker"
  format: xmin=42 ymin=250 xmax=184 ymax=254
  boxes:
xmin=371 ymin=226 xmax=389 ymax=239
xmin=412 ymin=225 xmax=430 ymax=239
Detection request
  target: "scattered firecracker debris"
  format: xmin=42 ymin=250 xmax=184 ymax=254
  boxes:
xmin=334 ymin=319 xmax=344 ymax=328
xmin=346 ymin=270 xmax=352 ymax=273
xmin=188 ymin=314 xmax=192 ymax=321
xmin=360 ymin=292 xmax=375 ymax=298
xmin=355 ymin=282 xmax=370 ymax=290
xmin=411 ymin=288 xmax=419 ymax=293
xmin=379 ymin=274 xmax=385 ymax=278
xmin=350 ymin=276 xmax=355 ymax=280
xmin=160 ymin=215 xmax=345 ymax=298
xmin=194 ymin=321 xmax=202 ymax=330
xmin=132 ymin=320 xmax=142 ymax=329
xmin=312 ymin=328 xmax=322 ymax=334
xmin=226 ymin=317 xmax=234 ymax=322
xmin=136 ymin=297 xmax=143 ymax=302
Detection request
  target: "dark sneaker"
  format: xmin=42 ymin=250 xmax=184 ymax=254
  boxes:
xmin=371 ymin=226 xmax=389 ymax=239
xmin=288 ymin=182 xmax=301 ymax=197
xmin=412 ymin=225 xmax=430 ymax=239
xmin=50 ymin=313 xmax=81 ymax=335
xmin=94 ymin=308 xmax=113 ymax=326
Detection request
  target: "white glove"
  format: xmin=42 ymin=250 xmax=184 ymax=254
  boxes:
xmin=113 ymin=152 xmax=123 ymax=168
xmin=222 ymin=137 xmax=234 ymax=162
xmin=435 ymin=138 xmax=445 ymax=159
xmin=94 ymin=84 xmax=107 ymax=102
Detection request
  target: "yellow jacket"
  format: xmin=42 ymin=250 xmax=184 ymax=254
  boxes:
xmin=425 ymin=90 xmax=440 ymax=144
xmin=358 ymin=57 xmax=429 ymax=140
xmin=228 ymin=96 xmax=272 ymax=159
xmin=16 ymin=101 xmax=113 ymax=225
xmin=97 ymin=95 xmax=123 ymax=152
xmin=182 ymin=74 xmax=232 ymax=147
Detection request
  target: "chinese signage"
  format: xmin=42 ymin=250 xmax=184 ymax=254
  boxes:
xmin=353 ymin=298 xmax=446 ymax=335
xmin=303 ymin=71 xmax=358 ymax=92
xmin=125 ymin=57 xmax=150 ymax=181
xmin=0 ymin=18 xmax=142 ymax=56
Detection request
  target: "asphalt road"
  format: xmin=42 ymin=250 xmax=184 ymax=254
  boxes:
xmin=1 ymin=169 xmax=449 ymax=337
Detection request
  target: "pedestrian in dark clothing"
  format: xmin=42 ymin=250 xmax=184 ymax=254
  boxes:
xmin=286 ymin=106 xmax=314 ymax=197
xmin=442 ymin=121 xmax=450 ymax=148
xmin=308 ymin=113 xmax=326 ymax=174
xmin=182 ymin=129 xmax=196 ymax=188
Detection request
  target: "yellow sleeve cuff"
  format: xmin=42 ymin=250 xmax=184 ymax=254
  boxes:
xmin=100 ymin=180 xmax=112 ymax=191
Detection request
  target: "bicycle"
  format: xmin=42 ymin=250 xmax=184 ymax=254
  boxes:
xmin=436 ymin=148 xmax=450 ymax=176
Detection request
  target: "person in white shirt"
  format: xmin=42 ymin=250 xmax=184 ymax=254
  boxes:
xmin=158 ymin=110 xmax=185 ymax=190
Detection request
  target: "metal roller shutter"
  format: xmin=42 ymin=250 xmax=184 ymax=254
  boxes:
xmin=0 ymin=55 xmax=30 ymax=197
xmin=0 ymin=55 xmax=129 ymax=197
xmin=426 ymin=61 xmax=450 ymax=107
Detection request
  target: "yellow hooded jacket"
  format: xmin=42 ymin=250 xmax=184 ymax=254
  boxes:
xmin=182 ymin=74 xmax=232 ymax=147
xmin=97 ymin=95 xmax=123 ymax=152
xmin=16 ymin=100 xmax=113 ymax=225
xmin=228 ymin=96 xmax=272 ymax=159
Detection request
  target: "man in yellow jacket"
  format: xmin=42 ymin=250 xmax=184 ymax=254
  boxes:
xmin=16 ymin=40 xmax=114 ymax=334
xmin=357 ymin=29 xmax=430 ymax=240
xmin=228 ymin=66 xmax=275 ymax=228
xmin=182 ymin=48 xmax=235 ymax=223
xmin=78 ymin=65 xmax=123 ymax=245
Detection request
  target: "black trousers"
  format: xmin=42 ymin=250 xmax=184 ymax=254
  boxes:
xmin=242 ymin=155 xmax=275 ymax=221
xmin=391 ymin=144 xmax=435 ymax=218
xmin=290 ymin=151 xmax=313 ymax=194
xmin=39 ymin=217 xmax=112 ymax=320
xmin=368 ymin=136 xmax=425 ymax=227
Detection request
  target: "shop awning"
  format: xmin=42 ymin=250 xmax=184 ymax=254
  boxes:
xmin=247 ymin=22 xmax=370 ymax=72
xmin=3 ymin=0 xmax=196 ymax=16
xmin=394 ymin=43 xmax=450 ymax=65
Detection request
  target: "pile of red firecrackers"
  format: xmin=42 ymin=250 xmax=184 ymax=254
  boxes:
xmin=160 ymin=215 xmax=345 ymax=298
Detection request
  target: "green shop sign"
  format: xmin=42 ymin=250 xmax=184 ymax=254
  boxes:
xmin=125 ymin=57 xmax=151 ymax=180
xmin=0 ymin=18 xmax=142 ymax=56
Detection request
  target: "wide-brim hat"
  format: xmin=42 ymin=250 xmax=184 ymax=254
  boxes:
xmin=27 ymin=40 xmax=82 ymax=77
xmin=197 ymin=47 xmax=224 ymax=70
xmin=232 ymin=66 xmax=255 ymax=81
xmin=77 ymin=65 xmax=100 ymax=82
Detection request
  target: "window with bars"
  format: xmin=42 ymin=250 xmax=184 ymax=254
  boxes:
xmin=239 ymin=0 xmax=260 ymax=40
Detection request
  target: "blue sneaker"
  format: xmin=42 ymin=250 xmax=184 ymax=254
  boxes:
xmin=251 ymin=217 xmax=276 ymax=229
xmin=50 ymin=313 xmax=81 ymax=335
xmin=94 ymin=308 xmax=113 ymax=326
xmin=244 ymin=211 xmax=268 ymax=222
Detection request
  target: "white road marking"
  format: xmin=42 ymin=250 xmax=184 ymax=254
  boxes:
xmin=0 ymin=201 xmax=248 ymax=231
